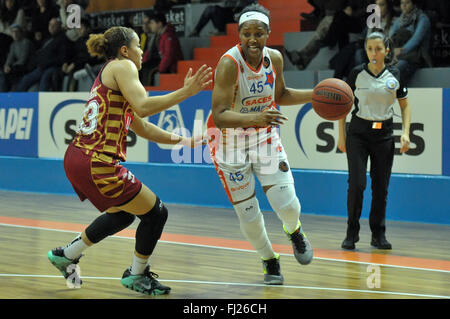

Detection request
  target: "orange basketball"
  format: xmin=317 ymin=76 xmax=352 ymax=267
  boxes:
xmin=312 ymin=78 xmax=354 ymax=121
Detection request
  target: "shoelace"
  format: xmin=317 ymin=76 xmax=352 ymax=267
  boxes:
xmin=143 ymin=268 xmax=160 ymax=280
xmin=265 ymin=259 xmax=280 ymax=275
xmin=291 ymin=231 xmax=306 ymax=253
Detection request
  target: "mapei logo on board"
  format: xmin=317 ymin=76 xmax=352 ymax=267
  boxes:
xmin=0 ymin=93 xmax=38 ymax=157
xmin=0 ymin=107 xmax=34 ymax=140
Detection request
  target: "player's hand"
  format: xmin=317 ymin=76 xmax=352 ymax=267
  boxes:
xmin=253 ymin=110 xmax=288 ymax=127
xmin=400 ymin=133 xmax=410 ymax=153
xmin=183 ymin=64 xmax=213 ymax=96
xmin=179 ymin=135 xmax=209 ymax=148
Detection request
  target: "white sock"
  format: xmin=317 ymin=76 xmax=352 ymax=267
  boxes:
xmin=63 ymin=235 xmax=89 ymax=260
xmin=130 ymin=254 xmax=148 ymax=275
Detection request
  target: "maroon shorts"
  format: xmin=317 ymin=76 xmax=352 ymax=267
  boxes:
xmin=64 ymin=144 xmax=142 ymax=212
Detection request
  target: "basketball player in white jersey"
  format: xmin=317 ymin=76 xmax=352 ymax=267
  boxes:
xmin=206 ymin=4 xmax=314 ymax=285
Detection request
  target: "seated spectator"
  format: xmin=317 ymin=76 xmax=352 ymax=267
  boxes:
xmin=153 ymin=0 xmax=190 ymax=13
xmin=140 ymin=14 xmax=161 ymax=86
xmin=188 ymin=0 xmax=256 ymax=37
xmin=322 ymin=0 xmax=373 ymax=50
xmin=77 ymin=0 xmax=90 ymax=10
xmin=56 ymin=0 xmax=86 ymax=42
xmin=285 ymin=0 xmax=348 ymax=70
xmin=423 ymin=0 xmax=450 ymax=29
xmin=30 ymin=0 xmax=60 ymax=49
xmin=389 ymin=0 xmax=431 ymax=84
xmin=148 ymin=11 xmax=183 ymax=74
xmin=51 ymin=17 xmax=103 ymax=91
xmin=0 ymin=24 xmax=33 ymax=91
xmin=15 ymin=17 xmax=68 ymax=92
xmin=0 ymin=0 xmax=26 ymax=37
xmin=330 ymin=0 xmax=397 ymax=79
xmin=301 ymin=0 xmax=326 ymax=21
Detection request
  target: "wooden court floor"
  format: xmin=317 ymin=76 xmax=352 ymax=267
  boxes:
xmin=0 ymin=190 xmax=449 ymax=299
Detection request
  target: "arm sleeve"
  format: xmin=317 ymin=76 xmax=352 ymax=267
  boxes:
xmin=391 ymin=67 xmax=408 ymax=99
xmin=346 ymin=66 xmax=360 ymax=92
xmin=14 ymin=41 xmax=32 ymax=67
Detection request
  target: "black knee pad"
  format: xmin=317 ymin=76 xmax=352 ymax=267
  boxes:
xmin=85 ymin=211 xmax=136 ymax=244
xmin=137 ymin=198 xmax=168 ymax=226
xmin=135 ymin=197 xmax=168 ymax=256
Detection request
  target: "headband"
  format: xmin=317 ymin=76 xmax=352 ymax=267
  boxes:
xmin=239 ymin=11 xmax=270 ymax=27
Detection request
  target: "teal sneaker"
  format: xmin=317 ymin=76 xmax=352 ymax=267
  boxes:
xmin=285 ymin=222 xmax=313 ymax=265
xmin=47 ymin=247 xmax=83 ymax=286
xmin=121 ymin=265 xmax=171 ymax=295
xmin=262 ymin=254 xmax=284 ymax=285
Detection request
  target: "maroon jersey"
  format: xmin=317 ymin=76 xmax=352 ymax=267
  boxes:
xmin=65 ymin=61 xmax=142 ymax=212
xmin=73 ymin=61 xmax=134 ymax=164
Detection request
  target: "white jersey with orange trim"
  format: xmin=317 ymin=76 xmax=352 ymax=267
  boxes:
xmin=206 ymin=45 xmax=294 ymax=203
xmin=207 ymin=44 xmax=280 ymax=153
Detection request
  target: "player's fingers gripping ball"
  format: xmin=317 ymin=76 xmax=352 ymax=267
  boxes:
xmin=312 ymin=78 xmax=354 ymax=120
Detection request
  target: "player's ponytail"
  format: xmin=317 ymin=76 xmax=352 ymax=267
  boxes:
xmin=86 ymin=26 xmax=136 ymax=60
xmin=86 ymin=33 xmax=108 ymax=59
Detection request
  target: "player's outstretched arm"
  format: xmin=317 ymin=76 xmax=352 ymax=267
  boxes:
xmin=270 ymin=49 xmax=313 ymax=106
xmin=115 ymin=60 xmax=212 ymax=118
xmin=130 ymin=115 xmax=203 ymax=148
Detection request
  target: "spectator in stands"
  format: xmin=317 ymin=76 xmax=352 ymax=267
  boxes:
xmin=301 ymin=0 xmax=325 ymax=21
xmin=322 ymin=0 xmax=373 ymax=50
xmin=77 ymin=0 xmax=89 ymax=10
xmin=355 ymin=0 xmax=397 ymax=65
xmin=423 ymin=0 xmax=450 ymax=29
xmin=51 ymin=17 xmax=102 ymax=91
xmin=57 ymin=0 xmax=86 ymax=42
xmin=285 ymin=0 xmax=348 ymax=70
xmin=0 ymin=0 xmax=25 ymax=37
xmin=153 ymin=0 xmax=190 ymax=13
xmin=389 ymin=0 xmax=431 ymax=84
xmin=330 ymin=0 xmax=397 ymax=79
xmin=0 ymin=24 xmax=32 ymax=91
xmin=140 ymin=14 xmax=160 ymax=86
xmin=0 ymin=0 xmax=25 ymax=66
xmin=148 ymin=11 xmax=183 ymax=74
xmin=188 ymin=0 xmax=256 ymax=37
xmin=30 ymin=0 xmax=60 ymax=49
xmin=15 ymin=17 xmax=68 ymax=92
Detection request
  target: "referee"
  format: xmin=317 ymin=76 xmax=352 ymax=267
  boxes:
xmin=337 ymin=31 xmax=411 ymax=250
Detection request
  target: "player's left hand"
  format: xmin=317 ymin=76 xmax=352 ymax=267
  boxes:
xmin=400 ymin=133 xmax=410 ymax=153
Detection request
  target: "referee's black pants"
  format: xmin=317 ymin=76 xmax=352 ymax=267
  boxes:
xmin=345 ymin=116 xmax=394 ymax=238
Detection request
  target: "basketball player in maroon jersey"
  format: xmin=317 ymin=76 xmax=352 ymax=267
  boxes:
xmin=48 ymin=26 xmax=212 ymax=295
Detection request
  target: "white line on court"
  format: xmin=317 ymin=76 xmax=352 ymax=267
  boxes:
xmin=1 ymin=222 xmax=450 ymax=275
xmin=0 ymin=273 xmax=448 ymax=299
